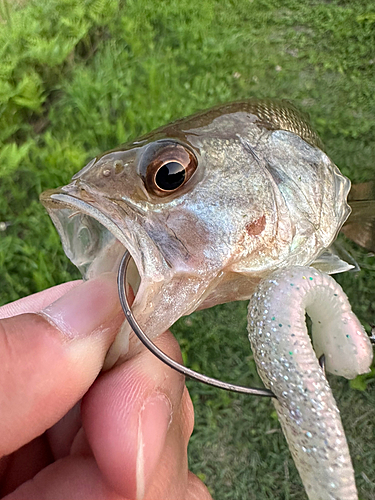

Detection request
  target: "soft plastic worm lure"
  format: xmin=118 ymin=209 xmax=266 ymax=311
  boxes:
xmin=248 ymin=266 xmax=373 ymax=500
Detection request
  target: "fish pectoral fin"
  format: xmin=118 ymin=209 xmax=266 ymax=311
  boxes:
xmin=311 ymin=244 xmax=358 ymax=274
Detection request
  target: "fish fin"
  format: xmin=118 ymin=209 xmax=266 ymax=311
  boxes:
xmin=342 ymin=181 xmax=375 ymax=252
xmin=341 ymin=219 xmax=375 ymax=252
xmin=311 ymin=243 xmax=359 ymax=274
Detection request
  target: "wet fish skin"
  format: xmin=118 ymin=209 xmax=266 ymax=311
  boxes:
xmin=41 ymin=101 xmax=350 ymax=364
xmin=40 ymin=99 xmax=370 ymax=500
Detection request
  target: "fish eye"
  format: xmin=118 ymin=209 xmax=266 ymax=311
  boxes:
xmin=155 ymin=161 xmax=186 ymax=191
xmin=142 ymin=142 xmax=197 ymax=196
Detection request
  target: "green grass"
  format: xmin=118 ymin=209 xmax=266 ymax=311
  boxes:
xmin=0 ymin=0 xmax=374 ymax=498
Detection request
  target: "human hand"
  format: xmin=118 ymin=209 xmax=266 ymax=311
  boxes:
xmin=0 ymin=276 xmax=212 ymax=499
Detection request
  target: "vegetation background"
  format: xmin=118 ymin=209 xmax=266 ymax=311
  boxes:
xmin=0 ymin=0 xmax=374 ymax=498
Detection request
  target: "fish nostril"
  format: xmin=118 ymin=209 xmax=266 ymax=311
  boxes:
xmin=114 ymin=160 xmax=124 ymax=174
xmin=101 ymin=160 xmax=123 ymax=177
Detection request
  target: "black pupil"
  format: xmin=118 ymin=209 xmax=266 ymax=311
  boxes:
xmin=155 ymin=161 xmax=186 ymax=191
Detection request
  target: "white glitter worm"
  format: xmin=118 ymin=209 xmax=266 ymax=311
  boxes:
xmin=248 ymin=266 xmax=373 ymax=500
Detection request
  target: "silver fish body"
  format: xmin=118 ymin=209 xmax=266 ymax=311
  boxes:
xmin=41 ymin=100 xmax=351 ymax=361
xmin=40 ymin=100 xmax=372 ymax=499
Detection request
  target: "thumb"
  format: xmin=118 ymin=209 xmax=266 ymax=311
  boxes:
xmin=0 ymin=273 xmax=123 ymax=457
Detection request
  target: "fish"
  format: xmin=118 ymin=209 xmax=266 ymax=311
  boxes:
xmin=40 ymin=99 xmax=373 ymax=500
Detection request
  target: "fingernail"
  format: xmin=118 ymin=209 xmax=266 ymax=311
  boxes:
xmin=136 ymin=394 xmax=172 ymax=500
xmin=41 ymin=273 xmax=121 ymax=340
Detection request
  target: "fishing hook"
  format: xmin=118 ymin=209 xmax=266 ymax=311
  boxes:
xmin=117 ymin=250 xmax=276 ymax=398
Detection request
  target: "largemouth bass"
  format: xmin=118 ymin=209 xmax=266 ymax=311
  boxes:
xmin=41 ymin=99 xmax=373 ymax=500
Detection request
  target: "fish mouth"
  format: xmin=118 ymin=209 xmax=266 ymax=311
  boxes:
xmin=41 ymin=186 xmax=216 ymax=367
xmin=40 ymin=188 xmax=146 ymax=294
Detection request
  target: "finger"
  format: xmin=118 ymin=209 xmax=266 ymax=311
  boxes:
xmin=0 ymin=281 xmax=81 ymax=319
xmin=82 ymin=331 xmax=193 ymax=500
xmin=0 ymin=273 xmax=123 ymax=457
xmin=185 ymin=472 xmax=213 ymax=500
xmin=46 ymin=403 xmax=82 ymax=460
xmin=0 ymin=436 xmax=52 ymax=497
xmin=2 ymin=456 xmax=124 ymax=500
xmin=142 ymin=386 xmax=193 ymax=500
xmin=2 ymin=457 xmax=213 ymax=500
xmin=47 ymin=287 xmax=138 ymax=461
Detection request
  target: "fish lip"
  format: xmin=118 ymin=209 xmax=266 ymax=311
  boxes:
xmin=49 ymin=192 xmax=130 ymax=250
xmin=40 ymin=188 xmax=149 ymax=285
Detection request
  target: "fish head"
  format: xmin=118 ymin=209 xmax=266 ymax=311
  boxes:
xmin=40 ymin=100 xmax=351 ymax=364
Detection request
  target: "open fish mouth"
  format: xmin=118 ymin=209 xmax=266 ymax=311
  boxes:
xmin=40 ymin=189 xmax=142 ymax=296
xmin=40 ymin=186 xmax=219 ymax=368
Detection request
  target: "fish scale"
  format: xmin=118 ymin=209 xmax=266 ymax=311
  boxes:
xmin=41 ymin=99 xmax=373 ymax=499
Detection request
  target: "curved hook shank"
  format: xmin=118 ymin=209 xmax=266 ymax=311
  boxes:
xmin=117 ymin=251 xmax=275 ymax=397
xmin=248 ymin=266 xmax=373 ymax=500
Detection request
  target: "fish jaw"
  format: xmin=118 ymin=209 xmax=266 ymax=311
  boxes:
xmin=40 ymin=100 xmax=353 ymax=368
xmin=40 ymin=185 xmax=224 ymax=366
xmin=248 ymin=267 xmax=373 ymax=500
xmin=40 ymin=186 xmax=170 ymax=283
